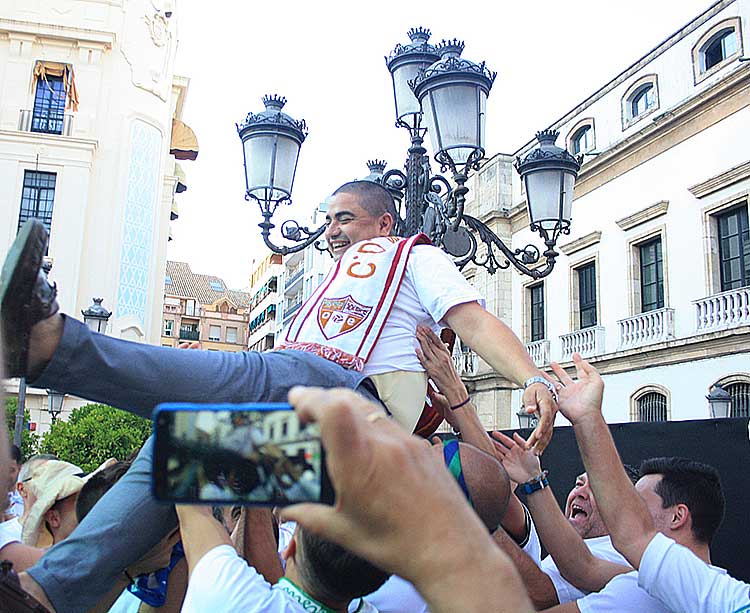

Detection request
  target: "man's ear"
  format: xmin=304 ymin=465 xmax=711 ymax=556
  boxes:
xmin=282 ymin=534 xmax=297 ymax=562
xmin=671 ymin=503 xmax=691 ymax=531
xmin=379 ymin=212 xmax=394 ymax=236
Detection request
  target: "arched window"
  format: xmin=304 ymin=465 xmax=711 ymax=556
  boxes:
xmin=630 ymin=385 xmax=670 ymax=422
xmin=631 ymin=84 xmax=655 ymax=119
xmin=725 ymin=382 xmax=750 ymax=418
xmin=571 ymin=126 xmax=592 ymax=155
xmin=703 ymin=28 xmax=738 ymax=71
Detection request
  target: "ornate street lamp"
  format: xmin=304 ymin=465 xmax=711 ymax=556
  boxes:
xmin=706 ymin=384 xmax=732 ymax=418
xmin=236 ymin=29 xmax=583 ymax=278
xmin=47 ymin=389 xmax=65 ymax=423
xmin=82 ymin=297 xmax=112 ymax=334
xmin=516 ymin=408 xmax=539 ymax=429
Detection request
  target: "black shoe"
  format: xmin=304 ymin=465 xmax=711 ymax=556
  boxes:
xmin=0 ymin=220 xmax=59 ymax=378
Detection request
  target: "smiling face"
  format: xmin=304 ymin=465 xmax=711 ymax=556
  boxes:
xmin=324 ymin=192 xmax=393 ymax=261
xmin=564 ymin=472 xmax=608 ymax=539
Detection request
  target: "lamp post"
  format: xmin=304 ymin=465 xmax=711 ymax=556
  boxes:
xmin=706 ymin=384 xmax=732 ymax=418
xmin=46 ymin=389 xmax=65 ymax=423
xmin=82 ymin=297 xmax=112 ymax=334
xmin=516 ymin=408 xmax=539 ymax=429
xmin=236 ymin=28 xmax=582 ymax=278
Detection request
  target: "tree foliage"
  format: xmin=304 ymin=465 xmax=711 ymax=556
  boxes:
xmin=4 ymin=397 xmax=39 ymax=460
xmin=40 ymin=403 xmax=151 ymax=472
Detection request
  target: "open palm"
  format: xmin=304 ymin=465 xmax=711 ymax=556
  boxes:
xmin=550 ymin=353 xmax=604 ymax=425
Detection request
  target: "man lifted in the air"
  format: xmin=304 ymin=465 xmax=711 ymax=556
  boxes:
xmin=1 ymin=180 xmax=557 ymax=613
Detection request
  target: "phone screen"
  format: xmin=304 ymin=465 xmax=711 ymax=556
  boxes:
xmin=152 ymin=403 xmax=332 ymax=506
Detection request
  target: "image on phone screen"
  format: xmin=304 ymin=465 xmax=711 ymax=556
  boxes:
xmin=153 ymin=404 xmax=327 ymax=505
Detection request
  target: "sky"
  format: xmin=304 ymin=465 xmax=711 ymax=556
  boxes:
xmin=169 ymin=0 xmax=712 ymax=290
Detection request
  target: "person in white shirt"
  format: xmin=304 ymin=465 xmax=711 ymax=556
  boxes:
xmin=5 ymin=444 xmax=23 ymax=518
xmin=547 ymin=353 xmax=750 ymax=613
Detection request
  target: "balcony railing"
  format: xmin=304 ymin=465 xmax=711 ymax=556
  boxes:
xmin=285 ymin=268 xmax=304 ymax=290
xmin=283 ymin=301 xmax=302 ymax=323
xmin=19 ymin=109 xmax=73 ymax=136
xmin=694 ymin=287 xmax=750 ymax=332
xmin=525 ymin=339 xmax=550 ymax=367
xmin=453 ymin=350 xmax=478 ymax=376
xmin=560 ymin=326 xmax=605 ymax=361
xmin=618 ymin=307 xmax=675 ymax=350
xmin=179 ymin=329 xmax=200 ymax=341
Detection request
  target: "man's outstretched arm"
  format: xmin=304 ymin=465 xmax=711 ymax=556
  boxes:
xmin=444 ymin=301 xmax=557 ymax=452
xmin=550 ymin=355 xmax=657 ymax=567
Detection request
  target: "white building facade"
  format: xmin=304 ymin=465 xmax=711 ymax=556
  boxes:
xmin=0 ymin=0 xmax=195 ymax=432
xmin=461 ymin=0 xmax=750 ymax=428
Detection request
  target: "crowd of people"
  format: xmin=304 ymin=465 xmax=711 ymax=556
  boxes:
xmin=0 ymin=179 xmax=748 ymax=612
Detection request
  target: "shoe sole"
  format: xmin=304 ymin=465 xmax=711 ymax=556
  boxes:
xmin=0 ymin=220 xmax=48 ymax=377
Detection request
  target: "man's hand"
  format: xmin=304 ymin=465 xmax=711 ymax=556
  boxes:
xmin=415 ymin=326 xmax=468 ymax=407
xmin=521 ymin=382 xmax=557 ymax=455
xmin=177 ymin=341 xmax=201 ymax=350
xmin=550 ymin=353 xmax=604 ymax=426
xmin=491 ymin=431 xmax=541 ymax=485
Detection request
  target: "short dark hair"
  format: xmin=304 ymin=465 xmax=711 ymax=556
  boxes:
xmin=10 ymin=445 xmax=22 ymax=465
xmin=639 ymin=457 xmax=725 ymax=544
xmin=332 ymin=181 xmax=398 ymax=227
xmin=297 ymin=527 xmax=390 ymax=604
xmin=75 ymin=461 xmax=131 ymax=522
xmin=623 ymin=464 xmax=640 ymax=485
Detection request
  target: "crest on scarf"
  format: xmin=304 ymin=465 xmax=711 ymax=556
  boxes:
xmin=318 ymin=296 xmax=372 ymax=340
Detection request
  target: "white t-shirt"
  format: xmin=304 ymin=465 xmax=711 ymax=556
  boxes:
xmin=0 ymin=516 xmax=22 ymax=552
xmin=578 ymin=571 xmax=670 ymax=612
xmin=523 ymin=519 xmax=630 ymax=604
xmin=183 ymin=544 xmax=378 ymax=613
xmin=7 ymin=489 xmax=24 ymax=518
xmin=638 ymin=532 xmax=750 ymax=613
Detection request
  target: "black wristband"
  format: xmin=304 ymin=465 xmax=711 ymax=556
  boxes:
xmin=450 ymin=397 xmax=471 ymax=411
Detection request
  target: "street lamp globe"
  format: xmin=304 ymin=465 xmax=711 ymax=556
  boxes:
xmin=515 ymin=130 xmax=583 ymax=248
xmin=516 ymin=408 xmax=539 ymax=429
xmin=236 ymin=95 xmax=308 ymax=210
xmin=410 ymin=39 xmax=496 ymax=171
xmin=385 ymin=27 xmax=440 ymax=130
xmin=47 ymin=389 xmax=65 ymax=423
xmin=706 ymin=384 xmax=732 ymax=418
xmin=81 ymin=297 xmax=112 ymax=334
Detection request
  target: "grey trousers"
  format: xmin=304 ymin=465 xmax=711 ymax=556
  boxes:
xmin=28 ymin=315 xmax=378 ymax=612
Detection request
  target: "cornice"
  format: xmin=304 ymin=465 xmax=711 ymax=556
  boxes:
xmin=616 ymin=201 xmax=669 ymax=231
xmin=688 ymin=160 xmax=750 ymax=198
xmin=0 ymin=18 xmax=116 ymax=48
xmin=560 ymin=231 xmax=602 ymax=256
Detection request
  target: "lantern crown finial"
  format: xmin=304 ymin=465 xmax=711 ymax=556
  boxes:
xmin=436 ymin=38 xmax=465 ymax=58
xmin=407 ymin=27 xmax=431 ymax=43
xmin=262 ymin=94 xmax=287 ymax=111
xmin=535 ymin=129 xmax=560 ymax=146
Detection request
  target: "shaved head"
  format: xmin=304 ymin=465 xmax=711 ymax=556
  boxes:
xmin=332 ymin=181 xmax=397 ymax=228
xmin=459 ymin=443 xmax=511 ymax=533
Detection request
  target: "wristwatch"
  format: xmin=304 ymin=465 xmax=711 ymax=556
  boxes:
xmin=520 ymin=470 xmax=549 ymax=496
xmin=523 ymin=376 xmax=558 ymax=402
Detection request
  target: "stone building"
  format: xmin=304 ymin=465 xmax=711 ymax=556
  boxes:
xmin=161 ymin=261 xmax=250 ymax=351
xmin=247 ymin=253 xmax=284 ymax=352
xmin=0 ymin=0 xmax=196 ymax=432
xmin=460 ymin=0 xmax=750 ymax=429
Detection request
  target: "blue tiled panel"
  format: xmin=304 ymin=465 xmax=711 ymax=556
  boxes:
xmin=116 ymin=120 xmax=162 ymax=326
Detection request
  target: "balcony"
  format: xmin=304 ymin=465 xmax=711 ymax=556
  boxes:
xmin=19 ymin=109 xmax=74 ymax=136
xmin=560 ymin=326 xmax=605 ymax=361
xmin=617 ymin=308 xmax=675 ymax=350
xmin=453 ymin=350 xmax=478 ymax=376
xmin=283 ymin=301 xmax=302 ymax=324
xmin=525 ymin=339 xmax=550 ymax=367
xmin=179 ymin=329 xmax=200 ymax=341
xmin=285 ymin=268 xmax=304 ymax=294
xmin=694 ymin=287 xmax=750 ymax=333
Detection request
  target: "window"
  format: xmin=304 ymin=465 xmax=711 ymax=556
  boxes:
xmin=577 ymin=262 xmax=597 ymax=328
xmin=571 ymin=126 xmax=592 ymax=155
xmin=32 ymin=74 xmax=66 ymax=135
xmin=165 ymin=274 xmax=172 ymax=285
xmin=636 ymin=391 xmax=668 ymax=422
xmin=631 ymin=84 xmax=655 ymax=119
xmin=281 ymin=420 xmax=288 ymax=438
xmin=184 ymin=300 xmax=195 ymax=316
xmin=226 ymin=327 xmax=238 ymax=343
xmin=209 ymin=280 xmax=223 ymax=292
xmin=726 ymin=382 xmax=750 ymax=418
xmin=716 ymin=206 xmax=749 ymax=291
xmin=163 ymin=320 xmax=173 ymax=337
xmin=529 ymin=283 xmax=545 ymax=342
xmin=704 ymin=29 xmax=737 ymax=71
xmin=639 ymin=238 xmax=664 ymax=312
xmin=18 ymin=171 xmax=56 ymax=248
xmin=208 ymin=325 xmax=221 ymax=341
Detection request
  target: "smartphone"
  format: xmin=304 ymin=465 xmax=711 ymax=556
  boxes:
xmin=152 ymin=402 xmax=333 ymax=506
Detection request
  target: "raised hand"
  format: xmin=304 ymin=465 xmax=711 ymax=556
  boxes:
xmin=415 ymin=326 xmax=468 ymax=407
xmin=491 ymin=431 xmax=541 ymax=484
xmin=550 ymin=353 xmax=604 ymax=426
xmin=521 ymin=382 xmax=557 ymax=455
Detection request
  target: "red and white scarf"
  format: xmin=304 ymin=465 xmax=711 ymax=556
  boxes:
xmin=279 ymin=233 xmax=430 ymax=371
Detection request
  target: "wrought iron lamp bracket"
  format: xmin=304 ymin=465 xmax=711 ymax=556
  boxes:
xmin=249 ymin=191 xmax=327 ymax=256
